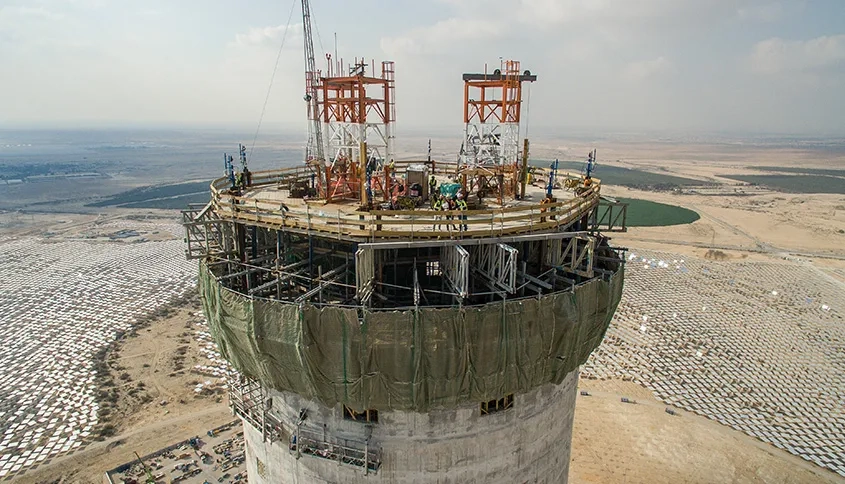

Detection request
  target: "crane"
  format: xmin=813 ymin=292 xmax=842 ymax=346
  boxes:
xmin=133 ymin=451 xmax=156 ymax=484
xmin=301 ymin=0 xmax=324 ymax=162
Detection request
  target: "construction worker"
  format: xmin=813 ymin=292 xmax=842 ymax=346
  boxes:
xmin=432 ymin=195 xmax=444 ymax=230
xmin=576 ymin=176 xmax=593 ymax=196
xmin=539 ymin=196 xmax=552 ymax=223
xmin=456 ymin=194 xmax=468 ymax=232
xmin=445 ymin=197 xmax=456 ymax=231
xmin=234 ymin=171 xmax=244 ymax=191
xmin=428 ymin=174 xmax=437 ymax=200
xmin=386 ymin=160 xmax=398 ymax=190
xmin=226 ymin=155 xmax=236 ymax=189
xmin=243 ymin=166 xmax=252 ymax=187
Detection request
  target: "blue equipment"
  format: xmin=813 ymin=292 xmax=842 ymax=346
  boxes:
xmin=224 ymin=154 xmax=235 ymax=187
xmin=585 ymin=149 xmax=596 ymax=179
xmin=546 ymin=159 xmax=559 ymax=198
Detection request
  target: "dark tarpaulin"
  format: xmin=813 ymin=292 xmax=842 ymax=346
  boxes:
xmin=199 ymin=262 xmax=624 ymax=412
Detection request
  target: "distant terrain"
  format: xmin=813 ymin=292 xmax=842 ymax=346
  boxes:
xmin=2 ymin=128 xmax=844 ymax=216
xmin=0 ymin=129 xmax=302 ymax=211
xmin=750 ymin=166 xmax=845 ymax=177
xmin=0 ymin=161 xmax=113 ymax=181
xmin=542 ymin=160 xmax=707 ymax=191
xmin=86 ymin=181 xmax=211 ymax=209
xmin=719 ymin=174 xmax=845 ymax=194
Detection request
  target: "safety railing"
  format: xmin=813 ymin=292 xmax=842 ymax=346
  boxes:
xmin=229 ymin=375 xmax=285 ymax=443
xmin=290 ymin=428 xmax=380 ymax=474
xmin=207 ymin=164 xmax=599 ymax=240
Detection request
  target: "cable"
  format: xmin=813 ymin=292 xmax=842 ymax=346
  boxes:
xmin=249 ymin=0 xmax=298 ymax=160
xmin=308 ymin=0 xmax=326 ymax=67
xmin=524 ymin=82 xmax=532 ymax=139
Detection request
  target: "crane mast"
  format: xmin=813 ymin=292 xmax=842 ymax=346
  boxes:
xmin=301 ymin=0 xmax=324 ymax=161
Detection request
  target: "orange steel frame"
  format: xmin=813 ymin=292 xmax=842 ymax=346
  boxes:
xmin=312 ymin=60 xmax=395 ymax=204
xmin=320 ymin=63 xmax=392 ymax=125
xmin=460 ymin=60 xmax=534 ymax=204
xmin=463 ymin=60 xmax=524 ymax=125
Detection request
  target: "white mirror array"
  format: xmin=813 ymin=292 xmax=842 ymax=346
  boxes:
xmin=191 ymin=311 xmax=237 ymax=394
xmin=0 ymin=221 xmax=196 ymax=479
xmin=583 ymin=250 xmax=844 ymax=477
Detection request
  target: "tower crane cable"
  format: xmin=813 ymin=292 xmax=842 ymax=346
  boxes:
xmin=309 ymin=3 xmax=326 ymax=66
xmin=249 ymin=0 xmax=298 ymax=160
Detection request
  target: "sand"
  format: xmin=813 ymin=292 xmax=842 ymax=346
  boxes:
xmin=8 ymin=139 xmax=845 ymax=483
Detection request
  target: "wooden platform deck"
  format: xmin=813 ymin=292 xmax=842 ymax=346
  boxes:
xmin=207 ymin=163 xmax=600 ymax=241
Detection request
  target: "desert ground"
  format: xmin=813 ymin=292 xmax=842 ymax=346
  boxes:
xmin=17 ymin=299 xmax=841 ymax=484
xmin=571 ymin=379 xmax=839 ymax=484
xmin=12 ymin=304 xmax=238 ymax=484
xmin=2 ymin=136 xmax=844 ymax=483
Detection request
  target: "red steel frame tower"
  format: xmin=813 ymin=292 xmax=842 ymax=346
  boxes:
xmin=308 ymin=58 xmax=396 ymax=204
xmin=460 ymin=61 xmax=536 ymax=199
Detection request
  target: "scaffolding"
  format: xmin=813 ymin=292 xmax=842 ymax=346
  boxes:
xmin=291 ymin=427 xmax=380 ymax=474
xmin=182 ymin=202 xmax=232 ymax=260
xmin=306 ymin=58 xmax=396 ymax=204
xmin=459 ymin=61 xmax=537 ymax=202
xmin=590 ymin=199 xmax=629 ymax=232
xmin=191 ymin=220 xmax=618 ymax=311
xmin=471 ymin=243 xmax=518 ymax=295
xmin=229 ymin=375 xmax=285 ymax=443
xmin=442 ymin=244 xmax=469 ymax=300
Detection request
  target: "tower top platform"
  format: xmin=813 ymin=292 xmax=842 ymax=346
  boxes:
xmin=207 ymin=160 xmax=600 ymax=243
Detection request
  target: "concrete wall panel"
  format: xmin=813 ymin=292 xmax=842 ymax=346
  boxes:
xmin=243 ymin=369 xmax=579 ymax=483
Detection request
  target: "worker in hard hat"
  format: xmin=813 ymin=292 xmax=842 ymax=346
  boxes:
xmin=243 ymin=166 xmax=252 ymax=187
xmin=235 ymin=170 xmax=244 ymax=192
xmin=456 ymin=193 xmax=468 ymax=232
xmin=445 ymin=197 xmax=456 ymax=231
xmin=539 ymin=195 xmax=552 ymax=223
xmin=432 ymin=195 xmax=444 ymax=230
xmin=428 ymin=174 xmax=437 ymax=200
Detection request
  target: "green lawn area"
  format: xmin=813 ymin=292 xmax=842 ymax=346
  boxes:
xmin=616 ymin=197 xmax=700 ymax=227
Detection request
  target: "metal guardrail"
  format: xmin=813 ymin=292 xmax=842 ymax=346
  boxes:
xmin=291 ymin=428 xmax=380 ymax=474
xmin=229 ymin=375 xmax=285 ymax=443
xmin=207 ymin=163 xmax=600 ymax=241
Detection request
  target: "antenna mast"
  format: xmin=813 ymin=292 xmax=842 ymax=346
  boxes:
xmin=302 ymin=0 xmax=324 ymax=161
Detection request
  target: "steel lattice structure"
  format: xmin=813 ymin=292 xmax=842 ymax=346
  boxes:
xmin=306 ymin=59 xmax=396 ymax=203
xmin=461 ymin=61 xmax=536 ymax=170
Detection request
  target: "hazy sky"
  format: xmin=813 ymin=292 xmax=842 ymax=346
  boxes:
xmin=1 ymin=0 xmax=844 ymax=135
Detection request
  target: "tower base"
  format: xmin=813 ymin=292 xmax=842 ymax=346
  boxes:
xmin=242 ymin=369 xmax=579 ymax=483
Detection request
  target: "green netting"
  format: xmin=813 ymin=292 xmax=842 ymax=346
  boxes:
xmin=199 ymin=262 xmax=624 ymax=412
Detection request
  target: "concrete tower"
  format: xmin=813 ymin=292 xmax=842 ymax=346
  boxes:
xmin=183 ymin=15 xmax=625 ymax=481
